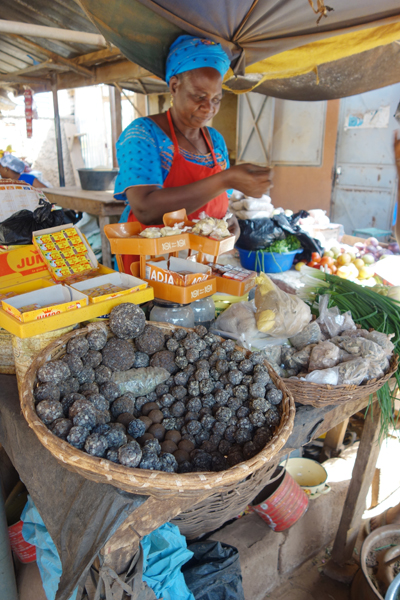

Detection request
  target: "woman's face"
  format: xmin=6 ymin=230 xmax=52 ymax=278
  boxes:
xmin=170 ymin=67 xmax=223 ymax=129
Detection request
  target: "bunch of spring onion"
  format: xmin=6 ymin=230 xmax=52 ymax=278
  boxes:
xmin=299 ymin=266 xmax=400 ymax=439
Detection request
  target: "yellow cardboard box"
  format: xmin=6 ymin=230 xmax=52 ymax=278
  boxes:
xmin=2 ymin=284 xmax=88 ymax=323
xmin=0 ymin=245 xmax=49 ymax=288
xmin=71 ymin=272 xmax=148 ymax=303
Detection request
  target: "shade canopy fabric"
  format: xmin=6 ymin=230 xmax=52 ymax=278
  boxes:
xmin=79 ymin=0 xmax=400 ymax=100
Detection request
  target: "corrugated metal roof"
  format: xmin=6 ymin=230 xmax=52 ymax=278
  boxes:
xmin=0 ymin=1 xmax=165 ymax=93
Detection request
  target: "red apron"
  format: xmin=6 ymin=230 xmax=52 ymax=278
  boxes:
xmin=122 ymin=109 xmax=229 ymax=273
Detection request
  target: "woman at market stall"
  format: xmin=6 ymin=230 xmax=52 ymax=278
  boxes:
xmin=114 ymin=35 xmax=272 ymax=247
xmin=0 ymin=154 xmax=47 ymax=188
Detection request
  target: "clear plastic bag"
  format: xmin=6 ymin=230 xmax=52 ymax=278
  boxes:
xmin=111 ymin=367 xmax=170 ymax=396
xmin=364 ymin=331 xmax=395 ymax=357
xmin=366 ymin=356 xmax=389 ymax=381
xmin=292 ymin=345 xmax=314 ymax=369
xmin=337 ymin=337 xmax=385 ymax=361
xmin=316 ymin=295 xmax=356 ymax=338
xmin=289 ymin=321 xmax=321 ymax=350
xmin=302 ymin=368 xmax=339 ymax=385
xmin=309 ymin=341 xmax=340 ymax=371
xmin=337 ymin=358 xmax=369 ymax=385
xmin=255 ymin=273 xmax=311 ymax=338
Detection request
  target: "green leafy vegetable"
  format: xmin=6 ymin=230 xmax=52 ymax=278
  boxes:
xmin=263 ymin=235 xmax=302 ymax=254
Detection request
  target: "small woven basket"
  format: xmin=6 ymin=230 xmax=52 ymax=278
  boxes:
xmin=21 ymin=323 xmax=295 ymax=500
xmin=285 ymin=354 xmax=398 ymax=408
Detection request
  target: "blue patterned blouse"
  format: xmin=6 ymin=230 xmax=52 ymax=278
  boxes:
xmin=114 ymin=116 xmax=230 ymax=203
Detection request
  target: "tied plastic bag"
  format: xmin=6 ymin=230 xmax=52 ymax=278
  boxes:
xmin=316 ymin=295 xmax=356 ymax=338
xmin=289 ymin=321 xmax=321 ymax=350
xmin=255 ymin=273 xmax=311 ymax=337
xmin=337 ymin=358 xmax=369 ymax=385
xmin=309 ymin=341 xmax=340 ymax=371
xmin=335 ymin=337 xmax=386 ymax=361
xmin=111 ymin=367 xmax=170 ymax=396
xmin=302 ymin=368 xmax=339 ymax=385
xmin=0 ymin=199 xmax=81 ymax=245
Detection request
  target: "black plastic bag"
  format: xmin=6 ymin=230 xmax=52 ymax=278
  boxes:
xmin=183 ymin=541 xmax=245 ymax=600
xmin=237 ymin=210 xmax=323 ymax=261
xmin=0 ymin=199 xmax=82 ymax=245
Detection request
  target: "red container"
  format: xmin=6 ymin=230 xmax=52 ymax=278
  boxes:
xmin=8 ymin=520 xmax=36 ymax=563
xmin=250 ymin=467 xmax=308 ymax=532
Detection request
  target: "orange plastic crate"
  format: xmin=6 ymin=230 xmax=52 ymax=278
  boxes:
xmin=144 ymin=277 xmax=216 ymax=304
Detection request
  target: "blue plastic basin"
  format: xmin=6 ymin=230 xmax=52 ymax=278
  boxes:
xmin=236 ymin=246 xmax=303 ymax=273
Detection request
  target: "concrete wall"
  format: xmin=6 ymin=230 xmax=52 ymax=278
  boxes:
xmin=270 ymin=99 xmax=340 ymax=216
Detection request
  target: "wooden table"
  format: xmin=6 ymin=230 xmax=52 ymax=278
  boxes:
xmin=43 ymin=187 xmax=126 ymax=268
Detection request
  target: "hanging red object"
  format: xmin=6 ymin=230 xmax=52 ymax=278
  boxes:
xmin=24 ymin=89 xmax=33 ymax=138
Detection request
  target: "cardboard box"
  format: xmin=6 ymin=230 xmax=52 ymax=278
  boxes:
xmin=70 ymin=272 xmax=148 ymax=303
xmin=145 ymin=257 xmax=211 ymax=287
xmin=0 ymin=278 xmax=55 ymax=301
xmin=33 ymin=224 xmax=98 ymax=282
xmin=2 ymin=284 xmax=88 ymax=323
xmin=0 ymin=245 xmax=49 ymax=288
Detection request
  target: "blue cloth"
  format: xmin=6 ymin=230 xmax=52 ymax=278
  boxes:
xmin=114 ymin=116 xmax=230 ymax=202
xmin=0 ymin=153 xmax=25 ymax=173
xmin=18 ymin=173 xmax=36 ymax=185
xmin=21 ymin=497 xmax=78 ymax=600
xmin=141 ymin=523 xmax=195 ymax=600
xmin=392 ymin=202 xmax=398 ymax=227
xmin=165 ymin=35 xmax=230 ymax=84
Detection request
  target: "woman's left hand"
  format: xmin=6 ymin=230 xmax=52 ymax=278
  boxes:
xmin=227 ymin=214 xmax=240 ymax=241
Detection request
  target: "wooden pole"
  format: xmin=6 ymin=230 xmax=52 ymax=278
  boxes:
xmin=109 ymin=85 xmax=122 ymax=169
xmin=52 ymin=80 xmax=65 ymax=187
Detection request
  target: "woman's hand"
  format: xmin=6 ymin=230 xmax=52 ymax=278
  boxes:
xmin=224 ymin=163 xmax=273 ymax=198
xmin=227 ymin=214 xmax=240 ymax=241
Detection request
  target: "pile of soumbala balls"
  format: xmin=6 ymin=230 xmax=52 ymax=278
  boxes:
xmin=34 ymin=304 xmax=283 ymax=474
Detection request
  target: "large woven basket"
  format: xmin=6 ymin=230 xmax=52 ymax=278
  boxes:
xmin=21 ymin=323 xmax=295 ymax=500
xmin=285 ymin=353 xmax=398 ymax=408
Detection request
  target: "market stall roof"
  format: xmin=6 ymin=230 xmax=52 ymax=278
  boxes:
xmin=0 ymin=1 xmax=166 ymax=96
xmin=77 ymin=0 xmax=400 ymax=100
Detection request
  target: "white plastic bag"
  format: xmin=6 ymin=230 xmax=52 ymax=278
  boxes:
xmin=316 ymin=295 xmax=356 ymax=337
xmin=254 ymin=273 xmax=311 ymax=338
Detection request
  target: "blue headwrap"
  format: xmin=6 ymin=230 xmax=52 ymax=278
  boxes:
xmin=0 ymin=153 xmax=25 ymax=174
xmin=165 ymin=35 xmax=230 ymax=84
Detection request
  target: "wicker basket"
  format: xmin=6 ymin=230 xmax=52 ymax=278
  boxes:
xmin=172 ymin=458 xmax=279 ymax=538
xmin=285 ymin=353 xmax=399 ymax=408
xmin=20 ymin=323 xmax=295 ymax=500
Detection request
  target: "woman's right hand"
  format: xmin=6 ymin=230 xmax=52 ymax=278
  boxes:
xmin=224 ymin=163 xmax=273 ymax=197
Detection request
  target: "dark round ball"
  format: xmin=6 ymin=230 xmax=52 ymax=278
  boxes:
xmin=171 ymin=386 xmax=187 ymax=401
xmin=178 ymin=439 xmax=195 ymax=453
xmin=102 ymin=338 xmax=135 ymax=371
xmin=37 ymin=361 xmax=70 ymax=384
xmin=143 ymin=438 xmax=161 ymax=454
xmin=62 ymin=354 xmax=84 ymax=375
xmin=87 ymin=328 xmax=108 ymax=351
xmin=215 ymin=359 xmax=229 ymax=374
xmin=227 ymin=397 xmax=242 ymax=412
xmin=218 ymin=439 xmax=232 ymax=455
xmin=253 ymin=371 xmax=272 ymax=386
xmin=170 ymin=401 xmax=185 ymax=418
xmin=215 ymin=407 xmax=233 ymax=423
xmin=85 ymin=433 xmax=108 ymax=457
xmin=137 ymin=433 xmax=155 ymax=444
xmin=95 ymin=365 xmax=112 ymax=385
xmin=160 ymin=452 xmax=178 ymax=473
xmin=67 ymin=426 xmax=90 ymax=449
xmin=135 ymin=325 xmax=165 ymax=355
xmin=233 ymin=385 xmax=248 ymax=401
xmin=118 ymin=441 xmax=142 ymax=467
xmin=36 ymin=400 xmax=63 ymax=425
xmin=138 ymin=415 xmax=153 ymax=431
xmin=148 ymin=409 xmax=164 ymax=424
xmin=165 ymin=430 xmax=181 ymax=444
xmin=72 ymin=405 xmax=98 ymax=429
xmin=141 ymin=402 xmax=159 ymax=416
xmin=50 ymin=418 xmax=72 ymax=440
xmin=266 ymin=388 xmax=283 ymax=405
xmin=109 ymin=304 xmax=145 ymax=339
xmin=173 ymin=328 xmax=187 ymax=341
xmin=132 ymin=352 xmax=150 ymax=368
xmin=111 ymin=396 xmax=136 ymax=418
xmin=228 ymin=370 xmax=244 ymax=386
xmin=104 ymin=426 xmax=127 ymax=448
xmin=161 ymin=440 xmax=178 ymax=454
xmin=76 ymin=366 xmax=95 ymax=385
xmin=166 ymin=337 xmax=179 ymax=352
xmin=139 ymin=453 xmax=163 ymax=471
xmin=34 ymin=382 xmax=60 ymax=404
xmin=106 ymin=448 xmax=120 ymax=464
xmin=127 ymin=418 xmax=146 ymax=439
xmin=87 ymin=393 xmax=108 ymax=412
xmin=59 ymin=378 xmax=80 ymax=397
xmin=66 ymin=337 xmax=89 ymax=357
xmin=135 ymin=396 xmax=148 ymax=411
xmin=174 ymin=371 xmax=189 ymax=386
xmin=187 ymin=381 xmax=200 ymax=397
xmin=100 ymin=382 xmax=120 ymax=402
xmin=150 ymin=350 xmax=177 ymax=374
xmin=186 ymin=420 xmax=202 ymax=436
xmin=80 ymin=382 xmax=99 ymax=396
xmin=173 ymin=449 xmax=190 ymax=464
xmin=82 ymin=350 xmax=102 ymax=369
xmin=236 ymin=406 xmax=250 ymax=419
xmin=175 ymin=356 xmax=188 ymax=370
xmin=148 ymin=423 xmax=165 ymax=441
xmin=155 ymin=383 xmax=170 ymax=397
xmin=117 ymin=412 xmax=135 ymax=428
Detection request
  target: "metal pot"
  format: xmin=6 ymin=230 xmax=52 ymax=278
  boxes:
xmin=351 ymin=524 xmax=400 ymax=600
xmin=386 ymin=572 xmax=400 ymax=600
xmin=77 ymin=168 xmax=118 ymax=191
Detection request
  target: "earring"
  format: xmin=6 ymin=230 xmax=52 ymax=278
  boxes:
xmin=170 ymin=96 xmax=173 ymax=107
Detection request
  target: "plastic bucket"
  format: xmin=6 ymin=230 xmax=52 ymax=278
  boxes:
xmin=8 ymin=521 xmax=36 ymax=563
xmin=236 ymin=246 xmax=302 ymax=273
xmin=249 ymin=466 xmax=308 ymax=531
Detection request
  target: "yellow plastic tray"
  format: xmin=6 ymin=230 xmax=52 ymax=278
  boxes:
xmin=0 ymin=286 xmax=154 ymax=338
xmin=146 ymin=277 xmax=216 ymax=304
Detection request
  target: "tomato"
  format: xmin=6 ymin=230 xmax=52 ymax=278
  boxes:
xmin=320 ymin=256 xmax=334 ymax=266
xmin=311 ymin=252 xmax=321 ymax=262
xmin=307 ymin=261 xmax=320 ymax=268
